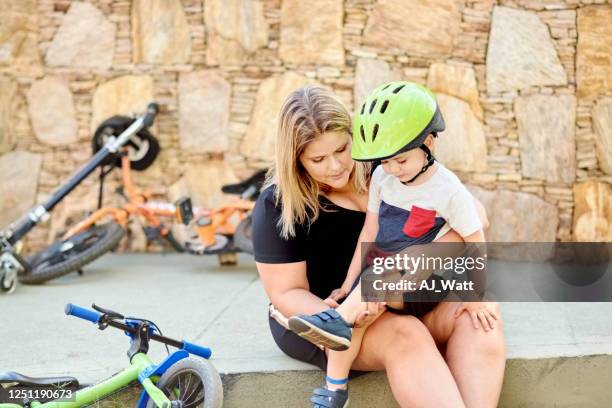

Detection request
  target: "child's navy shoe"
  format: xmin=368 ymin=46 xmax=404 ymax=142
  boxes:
xmin=288 ymin=309 xmax=352 ymax=351
xmin=310 ymin=386 xmax=349 ymax=408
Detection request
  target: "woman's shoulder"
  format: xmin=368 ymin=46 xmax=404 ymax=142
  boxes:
xmin=258 ymin=184 xmax=277 ymax=202
xmin=252 ymin=184 xmax=307 ymax=263
xmin=253 ymin=185 xmax=281 ymax=221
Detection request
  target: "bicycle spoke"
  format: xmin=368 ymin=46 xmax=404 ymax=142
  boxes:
xmin=182 ymin=373 xmax=191 ymax=398
xmin=182 ymin=373 xmax=195 ymax=402
xmin=186 ymin=383 xmax=204 ymax=407
xmin=180 ymin=372 xmax=204 ymax=408
xmin=159 ymin=368 xmax=208 ymax=408
xmin=165 ymin=377 xmax=181 ymax=400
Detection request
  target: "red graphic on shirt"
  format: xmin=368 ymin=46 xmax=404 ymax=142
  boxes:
xmin=364 ymin=245 xmax=393 ymax=266
xmin=403 ymin=206 xmax=437 ymax=238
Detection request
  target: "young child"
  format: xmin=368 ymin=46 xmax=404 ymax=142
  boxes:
xmin=288 ymin=82 xmax=499 ymax=408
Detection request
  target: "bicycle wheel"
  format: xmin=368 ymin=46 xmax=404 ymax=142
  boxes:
xmin=233 ymin=216 xmax=253 ymax=255
xmin=147 ymin=357 xmax=223 ymax=408
xmin=19 ymin=221 xmax=126 ymax=284
xmin=163 ymin=231 xmax=186 ymax=253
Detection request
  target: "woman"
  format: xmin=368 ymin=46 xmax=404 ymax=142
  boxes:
xmin=252 ymin=86 xmax=505 ymax=407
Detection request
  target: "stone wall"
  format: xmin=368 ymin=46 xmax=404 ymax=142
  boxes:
xmin=0 ymin=0 xmax=610 ymax=252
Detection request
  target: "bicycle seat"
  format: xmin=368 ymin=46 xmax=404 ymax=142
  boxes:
xmin=0 ymin=371 xmax=79 ymax=388
xmin=221 ymin=169 xmax=267 ymax=196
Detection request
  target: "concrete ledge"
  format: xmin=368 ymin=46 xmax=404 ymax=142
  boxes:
xmin=221 ymin=355 xmax=612 ymax=407
xmin=1 ymin=254 xmax=611 ymax=407
xmin=87 ymin=356 xmax=612 ymax=408
xmin=222 ymin=371 xmax=394 ymax=407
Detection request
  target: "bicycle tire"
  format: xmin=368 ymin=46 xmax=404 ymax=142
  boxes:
xmin=233 ymin=216 xmax=253 ymax=255
xmin=19 ymin=221 xmax=126 ymax=285
xmin=163 ymin=231 xmax=186 ymax=253
xmin=147 ymin=357 xmax=223 ymax=408
xmin=0 ymin=269 xmax=17 ymax=294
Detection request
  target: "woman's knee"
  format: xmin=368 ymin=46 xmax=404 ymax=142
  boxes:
xmin=455 ymin=303 xmax=505 ymax=356
xmin=387 ymin=315 xmax=435 ymax=351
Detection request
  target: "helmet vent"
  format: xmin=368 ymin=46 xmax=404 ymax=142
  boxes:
xmin=382 ymin=84 xmax=391 ymax=91
xmin=372 ymin=124 xmax=379 ymax=142
xmin=380 ymin=100 xmax=389 ymax=114
xmin=392 ymin=84 xmax=405 ymax=94
xmin=369 ymin=99 xmax=377 ymax=114
xmin=360 ymin=103 xmax=365 ymax=115
xmin=360 ymin=125 xmax=366 ymax=142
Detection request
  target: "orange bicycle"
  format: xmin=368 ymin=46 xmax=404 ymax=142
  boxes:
xmin=19 ymin=117 xmax=265 ymax=284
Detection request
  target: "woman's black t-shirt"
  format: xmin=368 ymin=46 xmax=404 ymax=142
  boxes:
xmin=252 ymin=186 xmax=365 ymax=299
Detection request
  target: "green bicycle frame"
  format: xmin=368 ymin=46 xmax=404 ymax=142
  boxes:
xmin=0 ymin=353 xmax=171 ymax=408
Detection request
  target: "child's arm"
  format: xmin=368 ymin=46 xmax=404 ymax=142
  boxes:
xmin=327 ymin=210 xmax=379 ymax=301
xmin=449 ymin=231 xmax=500 ymax=331
xmin=463 ymin=229 xmax=485 ymax=243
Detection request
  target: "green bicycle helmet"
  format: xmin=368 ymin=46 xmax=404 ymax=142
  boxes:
xmin=352 ymin=81 xmax=445 ymax=162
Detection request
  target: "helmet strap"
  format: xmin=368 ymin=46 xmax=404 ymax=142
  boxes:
xmin=402 ymin=144 xmax=436 ymax=185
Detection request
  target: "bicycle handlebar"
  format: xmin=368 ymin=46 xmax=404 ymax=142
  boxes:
xmin=64 ymin=303 xmax=212 ymax=359
xmin=181 ymin=340 xmax=212 ymax=359
xmin=142 ymin=103 xmax=160 ymax=129
xmin=65 ymin=303 xmax=101 ymax=324
xmin=108 ymin=102 xmax=159 ymax=153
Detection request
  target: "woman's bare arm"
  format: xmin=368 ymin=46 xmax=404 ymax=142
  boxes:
xmin=257 ymin=261 xmax=328 ymax=317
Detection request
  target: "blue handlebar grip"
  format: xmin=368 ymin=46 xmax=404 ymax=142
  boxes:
xmin=65 ymin=303 xmax=101 ymax=324
xmin=182 ymin=340 xmax=212 ymax=359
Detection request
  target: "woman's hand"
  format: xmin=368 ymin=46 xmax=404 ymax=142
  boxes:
xmin=354 ymin=302 xmax=387 ymax=328
xmin=454 ymin=301 xmax=499 ymax=331
xmin=323 ymin=287 xmax=348 ymax=308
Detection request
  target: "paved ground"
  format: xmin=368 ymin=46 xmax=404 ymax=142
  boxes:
xmin=1 ymin=253 xmax=293 ymax=383
xmin=1 ymin=253 xmax=611 ymax=407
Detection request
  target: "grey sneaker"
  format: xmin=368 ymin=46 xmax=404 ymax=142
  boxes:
xmin=288 ymin=309 xmax=352 ymax=351
xmin=310 ymin=386 xmax=349 ymax=408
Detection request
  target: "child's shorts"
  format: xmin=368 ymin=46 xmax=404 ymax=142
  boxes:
xmin=350 ymin=263 xmax=449 ymax=318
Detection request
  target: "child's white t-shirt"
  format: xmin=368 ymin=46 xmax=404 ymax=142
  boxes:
xmin=367 ymin=163 xmax=482 ymax=247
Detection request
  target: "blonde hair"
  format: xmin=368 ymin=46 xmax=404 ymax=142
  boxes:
xmin=266 ymin=86 xmax=370 ymax=238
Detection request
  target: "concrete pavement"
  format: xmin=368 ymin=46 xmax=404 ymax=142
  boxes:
xmin=1 ymin=253 xmax=611 ymax=407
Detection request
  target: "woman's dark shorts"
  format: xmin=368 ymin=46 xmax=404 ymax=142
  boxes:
xmin=269 ymin=315 xmax=328 ymax=371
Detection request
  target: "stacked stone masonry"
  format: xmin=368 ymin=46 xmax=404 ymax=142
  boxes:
xmin=0 ymin=0 xmax=610 ymax=251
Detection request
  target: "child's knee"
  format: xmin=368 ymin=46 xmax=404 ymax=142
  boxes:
xmin=386 ymin=300 xmax=404 ymax=310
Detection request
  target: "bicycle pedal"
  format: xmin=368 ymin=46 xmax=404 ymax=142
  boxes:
xmin=175 ymin=197 xmax=194 ymax=225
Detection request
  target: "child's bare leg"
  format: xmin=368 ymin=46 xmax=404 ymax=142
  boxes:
xmin=335 ymin=282 xmax=369 ymax=323
xmin=326 ymin=305 xmax=384 ymax=391
xmin=325 ymin=326 xmax=367 ymax=390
